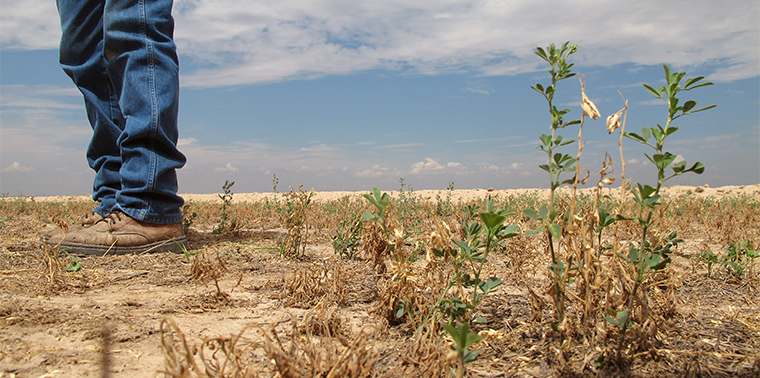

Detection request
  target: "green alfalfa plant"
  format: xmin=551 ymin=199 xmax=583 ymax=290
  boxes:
xmin=425 ymin=198 xmax=518 ymax=376
xmin=435 ymin=181 xmax=456 ymax=217
xmin=443 ymin=321 xmax=483 ymax=378
xmin=362 ymin=187 xmax=392 ymax=237
xmin=213 ymin=180 xmax=235 ymax=235
xmin=181 ymin=201 xmax=198 ymax=235
xmin=611 ymin=64 xmax=716 ymax=362
xmin=524 ymin=41 xmax=581 ymax=332
xmin=332 ymin=214 xmax=363 ymax=259
xmin=687 ymin=240 xmax=759 ymax=279
xmin=433 ymin=199 xmax=517 ymax=324
xmin=721 ymin=240 xmax=758 ymax=279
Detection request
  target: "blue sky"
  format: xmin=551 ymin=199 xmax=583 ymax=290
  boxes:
xmin=1 ymin=0 xmax=758 ymax=196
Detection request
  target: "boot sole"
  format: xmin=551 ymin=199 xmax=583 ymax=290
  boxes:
xmin=52 ymin=236 xmax=188 ymax=256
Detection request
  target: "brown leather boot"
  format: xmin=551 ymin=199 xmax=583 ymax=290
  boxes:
xmin=47 ymin=211 xmax=187 ymax=255
xmin=41 ymin=210 xmax=105 ymax=238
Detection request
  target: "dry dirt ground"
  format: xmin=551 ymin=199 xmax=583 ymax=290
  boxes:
xmin=1 ymin=185 xmax=759 ymax=377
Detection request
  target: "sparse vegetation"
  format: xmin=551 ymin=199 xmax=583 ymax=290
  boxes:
xmin=0 ymin=185 xmax=758 ymax=376
xmin=0 ymin=43 xmax=758 ymax=377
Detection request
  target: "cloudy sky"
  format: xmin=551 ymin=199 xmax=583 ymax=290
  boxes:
xmin=1 ymin=0 xmax=758 ymax=196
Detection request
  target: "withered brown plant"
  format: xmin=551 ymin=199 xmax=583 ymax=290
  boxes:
xmin=284 ymin=258 xmax=347 ymax=308
xmin=160 ymin=317 xmax=266 ymax=378
xmin=190 ymin=249 xmax=229 ymax=298
xmin=263 ymin=311 xmax=379 ymax=378
xmin=279 ymin=185 xmax=315 ymax=257
xmin=34 ymin=239 xmax=70 ymax=293
xmin=398 ymin=321 xmax=457 ymax=378
xmin=361 ymin=220 xmax=389 ymax=275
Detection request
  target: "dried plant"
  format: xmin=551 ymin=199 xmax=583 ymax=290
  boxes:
xmin=263 ymin=312 xmax=380 ymax=378
xmin=190 ymin=249 xmax=229 ymax=298
xmin=283 ymin=259 xmax=347 ymax=308
xmin=160 ymin=317 xmax=265 ymax=378
xmin=279 ymin=185 xmax=314 ymax=257
xmin=34 ymin=239 xmax=70 ymax=293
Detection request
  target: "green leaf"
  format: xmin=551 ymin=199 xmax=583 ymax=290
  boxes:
xmin=687 ymin=162 xmax=705 ymax=174
xmin=453 ymin=240 xmax=472 ymax=257
xmin=539 ymin=134 xmax=552 ymax=147
xmin=534 ymin=47 xmax=548 ymax=61
xmin=685 ymin=82 xmax=713 ymax=91
xmin=539 ymin=205 xmax=548 ymax=220
xmin=478 ymin=277 xmax=503 ymax=294
xmin=465 ymin=330 xmax=483 ymax=347
xmin=642 ymin=127 xmax=652 ymax=143
xmin=395 ymin=302 xmax=406 ymax=318
xmin=682 ymin=100 xmax=696 ymax=113
xmin=500 ymin=224 xmax=520 ymax=239
xmin=523 ymin=208 xmax=540 ymax=220
xmin=66 ymin=258 xmax=83 ymax=272
xmin=361 ymin=211 xmax=376 ymax=221
xmin=651 ymin=127 xmax=665 ymax=145
xmin=688 ymin=104 xmax=717 ymax=114
xmin=556 ymin=138 xmax=575 ymax=147
xmin=625 ymin=132 xmax=647 ymax=144
xmin=672 ymin=160 xmax=687 ymax=174
xmin=644 ymin=194 xmax=662 ymax=207
xmin=653 ymin=152 xmax=677 ymax=170
xmin=685 ymin=77 xmax=714 ymax=90
xmin=638 ymin=183 xmax=657 ymax=199
xmin=526 ymin=226 xmax=546 ymax=236
xmin=548 ymin=223 xmax=561 ymax=240
xmin=643 ymin=83 xmax=661 ymax=98
xmin=479 ymin=212 xmax=506 ymax=232
xmin=463 ymin=349 xmax=481 ymax=363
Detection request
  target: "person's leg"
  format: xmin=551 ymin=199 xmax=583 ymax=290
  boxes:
xmin=49 ymin=0 xmax=187 ymax=254
xmin=103 ymin=0 xmax=186 ymax=224
xmin=57 ymin=0 xmax=121 ymax=216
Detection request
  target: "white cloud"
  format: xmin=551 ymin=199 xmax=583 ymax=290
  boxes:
xmin=177 ymin=137 xmax=197 ymax=146
xmin=3 ymin=1 xmax=757 ymax=86
xmin=214 ymin=162 xmax=239 ymax=172
xmin=376 ymin=143 xmax=426 ymax=149
xmin=0 ymin=1 xmax=61 ymax=50
xmin=0 ymin=85 xmax=82 ymax=110
xmin=1 ymin=161 xmax=34 ymax=172
xmin=299 ymin=144 xmax=335 ymax=154
xmin=639 ymin=99 xmax=667 ymax=106
xmin=409 ymin=158 xmax=466 ymax=175
xmin=7 ymin=0 xmax=750 ymax=86
xmin=354 ymin=165 xmax=400 ymax=178
xmin=464 ymin=87 xmax=491 ymax=95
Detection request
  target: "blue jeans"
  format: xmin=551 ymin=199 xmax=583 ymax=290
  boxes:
xmin=57 ymin=0 xmax=185 ymax=224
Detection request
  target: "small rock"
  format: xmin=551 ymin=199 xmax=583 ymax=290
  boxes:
xmin=694 ymin=187 xmax=705 ymax=193
xmin=487 ymin=188 xmax=495 ymax=192
xmin=704 ymin=184 xmax=710 ymax=188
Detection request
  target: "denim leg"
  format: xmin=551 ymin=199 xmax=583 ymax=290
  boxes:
xmin=57 ymin=0 xmax=121 ymax=216
xmin=103 ymin=0 xmax=185 ymax=224
xmin=58 ymin=0 xmax=185 ymax=224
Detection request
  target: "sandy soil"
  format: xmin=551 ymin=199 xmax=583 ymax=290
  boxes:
xmin=31 ymin=184 xmax=760 ymax=204
xmin=2 ymin=184 xmax=758 ymax=377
